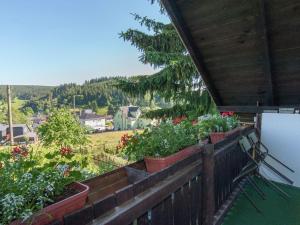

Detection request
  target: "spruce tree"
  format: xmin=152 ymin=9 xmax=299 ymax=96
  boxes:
xmin=118 ymin=4 xmax=215 ymax=119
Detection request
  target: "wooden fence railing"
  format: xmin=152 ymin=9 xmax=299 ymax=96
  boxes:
xmin=57 ymin=127 xmax=254 ymax=225
xmin=214 ymin=127 xmax=252 ymax=212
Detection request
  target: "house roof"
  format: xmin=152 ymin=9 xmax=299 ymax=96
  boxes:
xmin=79 ymin=113 xmax=104 ymax=120
xmin=161 ymin=0 xmax=300 ymax=112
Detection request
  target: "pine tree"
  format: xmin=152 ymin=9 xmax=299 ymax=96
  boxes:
xmin=118 ymin=6 xmax=215 ymax=119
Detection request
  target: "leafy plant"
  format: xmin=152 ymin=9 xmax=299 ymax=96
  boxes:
xmin=198 ymin=114 xmax=239 ymax=140
xmin=38 ymin=108 xmax=88 ymax=148
xmin=0 ymin=145 xmax=88 ymax=225
xmin=98 ymin=160 xmax=117 ymax=174
xmin=119 ymin=120 xmax=199 ymax=160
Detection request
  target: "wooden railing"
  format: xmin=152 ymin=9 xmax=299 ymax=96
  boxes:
xmin=214 ymin=127 xmax=252 ymax=212
xmin=92 ymin=151 xmax=203 ymax=225
xmin=57 ymin=127 xmax=254 ymax=225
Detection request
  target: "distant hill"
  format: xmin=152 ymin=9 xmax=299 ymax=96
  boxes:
xmin=0 ymin=78 xmax=170 ymax=116
xmin=0 ymin=85 xmax=54 ymax=100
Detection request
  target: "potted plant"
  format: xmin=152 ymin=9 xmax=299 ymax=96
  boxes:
xmin=118 ymin=120 xmax=200 ymax=173
xmin=0 ymin=146 xmax=89 ymax=225
xmin=198 ymin=113 xmax=239 ymax=144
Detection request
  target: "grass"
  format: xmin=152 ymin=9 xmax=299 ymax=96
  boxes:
xmin=0 ymin=130 xmax=142 ymax=173
xmin=88 ymin=130 xmax=142 ymax=153
xmin=222 ymin=177 xmax=300 ymax=225
xmin=87 ymin=130 xmax=143 ymax=168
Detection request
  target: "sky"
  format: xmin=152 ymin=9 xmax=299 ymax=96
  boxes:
xmin=0 ymin=0 xmax=169 ymax=86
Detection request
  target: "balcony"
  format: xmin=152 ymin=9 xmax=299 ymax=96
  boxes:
xmin=46 ymin=126 xmax=260 ymax=225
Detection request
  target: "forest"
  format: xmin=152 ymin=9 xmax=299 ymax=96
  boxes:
xmin=0 ymin=77 xmax=169 ymax=124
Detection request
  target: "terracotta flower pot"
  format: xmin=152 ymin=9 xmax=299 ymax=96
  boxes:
xmin=210 ymin=132 xmax=226 ymax=144
xmin=11 ymin=182 xmax=89 ymax=225
xmin=210 ymin=127 xmax=241 ymax=144
xmin=144 ymin=145 xmax=200 ymax=173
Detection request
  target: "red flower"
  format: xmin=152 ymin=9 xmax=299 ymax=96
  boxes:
xmin=221 ymin=111 xmax=234 ymax=117
xmin=11 ymin=146 xmax=28 ymax=159
xmin=120 ymin=134 xmax=132 ymax=146
xmin=172 ymin=115 xmax=187 ymax=125
xmin=60 ymin=147 xmax=72 ymax=156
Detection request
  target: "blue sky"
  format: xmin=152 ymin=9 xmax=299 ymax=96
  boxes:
xmin=0 ymin=0 xmax=169 ymax=86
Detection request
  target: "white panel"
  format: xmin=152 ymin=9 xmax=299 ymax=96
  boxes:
xmin=260 ymin=113 xmax=300 ymax=187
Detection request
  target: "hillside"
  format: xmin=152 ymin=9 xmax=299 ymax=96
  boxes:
xmin=0 ymin=77 xmax=170 ymax=118
xmin=0 ymin=85 xmax=54 ymax=100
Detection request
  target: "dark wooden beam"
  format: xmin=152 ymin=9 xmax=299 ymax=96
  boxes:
xmin=161 ymin=0 xmax=223 ymax=106
xmin=218 ymin=105 xmax=300 ymax=113
xmin=258 ymin=0 xmax=275 ymax=105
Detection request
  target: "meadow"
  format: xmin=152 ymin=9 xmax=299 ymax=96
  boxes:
xmin=0 ymin=130 xmax=140 ymax=174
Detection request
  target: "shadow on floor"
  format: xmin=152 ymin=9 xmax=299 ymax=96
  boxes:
xmin=222 ymin=177 xmax=300 ymax=225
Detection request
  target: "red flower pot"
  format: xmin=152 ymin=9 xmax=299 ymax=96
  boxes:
xmin=144 ymin=145 xmax=200 ymax=173
xmin=210 ymin=128 xmax=241 ymax=144
xmin=210 ymin=132 xmax=226 ymax=144
xmin=11 ymin=182 xmax=89 ymax=225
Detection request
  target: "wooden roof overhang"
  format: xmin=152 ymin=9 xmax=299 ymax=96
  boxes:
xmin=161 ymin=0 xmax=300 ymax=113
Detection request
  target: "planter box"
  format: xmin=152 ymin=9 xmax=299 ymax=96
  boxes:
xmin=12 ymin=182 xmax=89 ymax=225
xmin=84 ymin=161 xmax=148 ymax=204
xmin=144 ymin=145 xmax=200 ymax=173
xmin=210 ymin=127 xmax=241 ymax=144
xmin=210 ymin=132 xmax=226 ymax=144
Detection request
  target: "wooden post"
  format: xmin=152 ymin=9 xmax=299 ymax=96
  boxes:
xmin=7 ymin=85 xmax=14 ymax=146
xmin=202 ymin=144 xmax=215 ymax=225
xmin=73 ymin=95 xmax=76 ymax=111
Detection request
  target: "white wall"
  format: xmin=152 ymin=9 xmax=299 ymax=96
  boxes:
xmin=260 ymin=113 xmax=300 ymax=187
xmin=84 ymin=119 xmax=106 ymax=130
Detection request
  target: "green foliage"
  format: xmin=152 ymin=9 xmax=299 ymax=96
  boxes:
xmin=38 ymin=108 xmax=88 ymax=148
xmin=98 ymin=160 xmax=117 ymax=174
xmin=120 ymin=120 xmax=199 ymax=160
xmin=118 ymin=9 xmax=215 ymax=119
xmin=0 ymin=146 xmax=86 ymax=224
xmin=0 ymin=85 xmax=53 ymax=100
xmin=51 ymin=77 xmax=164 ymax=115
xmin=198 ymin=114 xmax=239 ymax=140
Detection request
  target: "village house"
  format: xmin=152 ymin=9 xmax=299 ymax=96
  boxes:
xmin=0 ymin=124 xmax=37 ymax=143
xmin=113 ymin=106 xmax=152 ymax=130
xmin=79 ymin=109 xmax=106 ymax=132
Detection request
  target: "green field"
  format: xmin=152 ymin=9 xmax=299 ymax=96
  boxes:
xmin=88 ymin=130 xmax=136 ymax=151
xmin=0 ymin=130 xmax=142 ymax=174
xmin=87 ymin=130 xmax=141 ymax=167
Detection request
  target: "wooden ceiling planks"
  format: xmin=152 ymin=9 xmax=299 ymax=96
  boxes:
xmin=162 ymin=0 xmax=300 ymax=109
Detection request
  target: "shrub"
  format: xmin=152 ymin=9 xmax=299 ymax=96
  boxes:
xmin=0 ymin=145 xmax=88 ymax=224
xmin=119 ymin=120 xmax=199 ymax=160
xmin=198 ymin=114 xmax=239 ymax=140
xmin=38 ymin=108 xmax=88 ymax=148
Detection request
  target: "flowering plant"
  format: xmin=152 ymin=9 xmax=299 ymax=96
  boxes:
xmin=0 ymin=146 xmax=87 ymax=225
xmin=119 ymin=120 xmax=199 ymax=160
xmin=172 ymin=115 xmax=187 ymax=125
xmin=198 ymin=113 xmax=239 ymax=140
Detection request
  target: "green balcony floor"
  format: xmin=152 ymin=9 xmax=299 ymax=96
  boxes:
xmin=222 ymin=177 xmax=300 ymax=225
